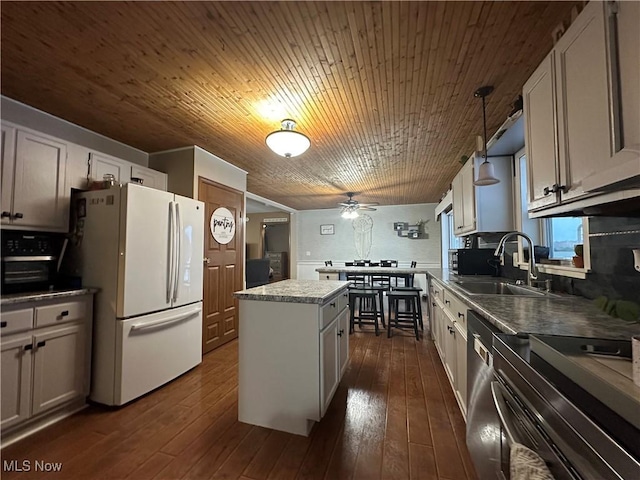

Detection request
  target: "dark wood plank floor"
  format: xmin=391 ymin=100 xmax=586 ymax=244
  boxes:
xmin=1 ymin=323 xmax=477 ymax=480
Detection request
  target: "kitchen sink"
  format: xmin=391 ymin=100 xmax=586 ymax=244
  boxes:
xmin=452 ymin=281 xmax=548 ymax=297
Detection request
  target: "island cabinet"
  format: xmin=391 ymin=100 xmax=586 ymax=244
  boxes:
xmin=236 ymin=280 xmax=350 ymax=436
xmin=428 ymin=277 xmax=468 ymax=418
xmin=523 ymin=0 xmax=640 ymax=215
xmin=1 ymin=293 xmax=94 ymax=446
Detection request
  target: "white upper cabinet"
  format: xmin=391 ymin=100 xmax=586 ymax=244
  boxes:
xmin=88 ymin=151 xmax=131 ymax=185
xmin=452 ymin=153 xmax=514 ymax=237
xmin=89 ymin=152 xmax=167 ymax=191
xmin=524 ymin=1 xmax=640 ymax=213
xmin=1 ymin=124 xmax=69 ymax=232
xmin=131 ymin=165 xmax=167 ymax=191
xmin=582 ymin=0 xmax=640 ymax=192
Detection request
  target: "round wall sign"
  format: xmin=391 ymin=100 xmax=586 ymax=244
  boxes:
xmin=210 ymin=207 xmax=236 ymax=244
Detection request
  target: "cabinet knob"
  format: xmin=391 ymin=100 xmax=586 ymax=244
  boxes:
xmin=0 ymin=321 xmax=6 ymax=328
xmin=1 ymin=211 xmax=11 ymax=218
xmin=60 ymin=310 xmax=69 ymax=317
xmin=13 ymin=212 xmax=23 ymax=219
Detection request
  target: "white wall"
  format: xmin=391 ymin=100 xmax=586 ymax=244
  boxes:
xmin=193 ymin=146 xmax=247 ymax=196
xmin=296 ymin=203 xmax=441 ymax=291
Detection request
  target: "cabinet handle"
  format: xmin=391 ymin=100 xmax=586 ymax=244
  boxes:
xmin=330 ymin=302 xmax=336 ymax=307
xmin=432 ymin=302 xmax=436 ymax=307
xmin=458 ymin=312 xmax=465 ymax=319
xmin=13 ymin=212 xmax=23 ymax=219
xmin=337 ymin=330 xmax=343 ymax=337
xmin=60 ymin=310 xmax=69 ymax=317
xmin=36 ymin=340 xmax=46 ymax=348
xmin=543 ymin=186 xmax=553 ymax=196
xmin=0 ymin=321 xmax=6 ymax=328
xmin=24 ymin=344 xmax=33 ymax=351
xmin=445 ymin=300 xmax=450 ymax=305
xmin=1 ymin=211 xmax=11 ymax=218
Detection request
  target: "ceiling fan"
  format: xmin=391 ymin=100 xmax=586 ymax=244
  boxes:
xmin=338 ymin=192 xmax=379 ymax=218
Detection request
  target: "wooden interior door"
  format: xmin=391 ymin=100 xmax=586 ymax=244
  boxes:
xmin=198 ymin=177 xmax=244 ymax=354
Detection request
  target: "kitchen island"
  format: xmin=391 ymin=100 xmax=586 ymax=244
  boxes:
xmin=233 ymin=279 xmax=350 ymax=436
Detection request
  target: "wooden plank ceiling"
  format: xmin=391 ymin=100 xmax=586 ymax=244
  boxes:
xmin=1 ymin=1 xmax=580 ymax=210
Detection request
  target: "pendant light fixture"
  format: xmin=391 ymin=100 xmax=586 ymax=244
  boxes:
xmin=265 ymin=119 xmax=310 ymax=158
xmin=473 ymin=85 xmax=500 ymax=186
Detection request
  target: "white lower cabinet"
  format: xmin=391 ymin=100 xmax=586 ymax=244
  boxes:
xmin=428 ymin=277 xmax=468 ymax=418
xmin=238 ymin=287 xmax=349 ymax=436
xmin=0 ymin=295 xmax=93 ymax=445
xmin=1 ymin=334 xmax=33 ymax=429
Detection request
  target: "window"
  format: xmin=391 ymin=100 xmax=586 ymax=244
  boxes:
xmin=547 ymin=217 xmax=583 ymax=259
xmin=514 ymin=148 xmax=590 ymax=278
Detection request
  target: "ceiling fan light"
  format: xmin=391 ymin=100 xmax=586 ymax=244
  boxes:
xmin=265 ymin=119 xmax=310 ymax=158
xmin=474 ymin=160 xmax=500 ymax=186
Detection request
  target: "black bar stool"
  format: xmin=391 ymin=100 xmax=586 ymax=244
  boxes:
xmin=391 ymin=286 xmax=423 ymax=330
xmin=348 ymin=288 xmax=384 ymax=335
xmin=386 ymin=290 xmax=422 ymax=340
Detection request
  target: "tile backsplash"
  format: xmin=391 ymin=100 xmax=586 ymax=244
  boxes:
xmin=502 ymin=216 xmax=640 ymax=303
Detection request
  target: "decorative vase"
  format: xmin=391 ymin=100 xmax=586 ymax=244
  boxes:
xmin=572 ymin=256 xmax=584 ymax=268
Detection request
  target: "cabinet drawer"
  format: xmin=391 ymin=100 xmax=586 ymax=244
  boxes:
xmin=443 ymin=290 xmax=468 ymax=329
xmin=320 ymin=273 xmax=340 ymax=281
xmin=1 ymin=308 xmax=34 ymax=335
xmin=429 ymin=280 xmax=444 ymax=303
xmin=35 ymin=301 xmax=86 ymax=328
xmin=321 ymin=291 xmax=348 ymax=330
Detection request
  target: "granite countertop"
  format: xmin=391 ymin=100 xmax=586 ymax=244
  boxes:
xmin=426 ymin=268 xmax=640 ymax=340
xmin=1 ymin=288 xmax=99 ymax=306
xmin=234 ymin=279 xmax=350 ymax=305
xmin=316 ymin=266 xmax=431 ymax=274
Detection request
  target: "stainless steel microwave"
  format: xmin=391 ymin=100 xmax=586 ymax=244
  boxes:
xmin=448 ymin=248 xmax=497 ymax=275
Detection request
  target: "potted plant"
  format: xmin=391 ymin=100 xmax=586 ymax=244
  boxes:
xmin=573 ymin=244 xmax=584 ymax=268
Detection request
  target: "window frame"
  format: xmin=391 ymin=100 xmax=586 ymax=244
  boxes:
xmin=513 ymin=147 xmax=590 ymax=279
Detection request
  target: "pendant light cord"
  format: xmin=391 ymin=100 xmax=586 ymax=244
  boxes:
xmin=482 ymin=94 xmax=488 ymax=162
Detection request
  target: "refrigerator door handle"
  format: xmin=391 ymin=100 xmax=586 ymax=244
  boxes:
xmin=173 ymin=202 xmax=182 ymax=302
xmin=167 ymin=202 xmax=175 ymax=303
xmin=130 ymin=306 xmax=202 ymax=332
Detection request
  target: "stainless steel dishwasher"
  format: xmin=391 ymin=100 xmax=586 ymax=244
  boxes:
xmin=466 ymin=310 xmax=502 ymax=479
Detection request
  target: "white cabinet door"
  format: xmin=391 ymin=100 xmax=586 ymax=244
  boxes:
xmin=338 ymin=308 xmax=349 ymax=376
xmin=443 ymin=314 xmax=457 ymax=386
xmin=1 ymin=334 xmax=33 ymax=429
xmin=555 ymin=0 xmax=610 ymax=203
xmin=582 ymin=0 xmax=640 ymax=192
xmin=31 ymin=323 xmax=85 ymax=416
xmin=460 ymin=160 xmax=476 ymax=233
xmin=524 ymin=52 xmax=560 ymax=211
xmin=320 ymin=316 xmax=339 ymax=417
xmin=1 ymin=124 xmax=16 ymax=224
xmin=12 ymin=130 xmax=68 ymax=231
xmin=89 ymin=151 xmax=131 ymax=184
xmin=452 ymin=172 xmax=465 ymax=234
xmin=454 ymin=321 xmax=467 ymax=416
xmin=131 ymin=165 xmax=167 ymax=191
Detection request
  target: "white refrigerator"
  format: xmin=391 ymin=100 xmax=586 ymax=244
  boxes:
xmin=73 ymin=183 xmax=204 ymax=406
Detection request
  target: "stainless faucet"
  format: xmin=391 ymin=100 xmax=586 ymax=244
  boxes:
xmin=494 ymin=232 xmax=538 ymax=285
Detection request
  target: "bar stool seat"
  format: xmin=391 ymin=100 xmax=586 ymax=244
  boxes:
xmin=386 ymin=290 xmax=421 ymax=340
xmin=348 ymin=288 xmax=384 ymax=336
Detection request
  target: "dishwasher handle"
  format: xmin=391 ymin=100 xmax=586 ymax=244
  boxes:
xmin=491 ymin=381 xmax=521 ymax=446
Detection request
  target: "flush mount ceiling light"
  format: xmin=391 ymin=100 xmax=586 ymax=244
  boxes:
xmin=265 ymin=119 xmax=310 ymax=158
xmin=473 ymin=85 xmax=500 ymax=186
